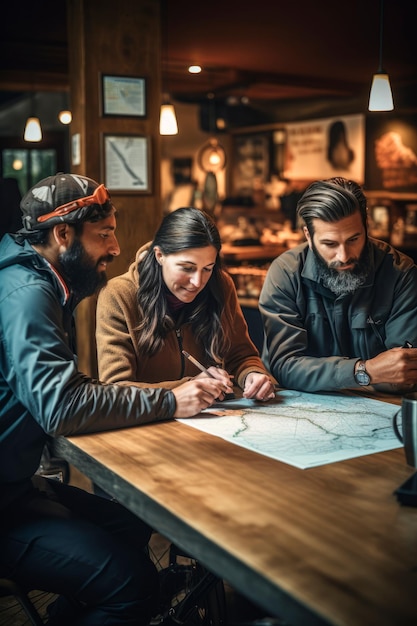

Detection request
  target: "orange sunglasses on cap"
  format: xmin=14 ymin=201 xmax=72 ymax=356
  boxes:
xmin=37 ymin=184 xmax=111 ymax=224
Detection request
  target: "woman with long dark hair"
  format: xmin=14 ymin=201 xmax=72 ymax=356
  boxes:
xmin=96 ymin=207 xmax=275 ymax=401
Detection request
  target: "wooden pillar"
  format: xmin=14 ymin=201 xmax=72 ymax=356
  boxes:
xmin=66 ymin=0 xmax=162 ymax=376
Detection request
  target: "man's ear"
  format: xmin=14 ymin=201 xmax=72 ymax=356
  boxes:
xmin=303 ymin=225 xmax=312 ymax=248
xmin=52 ymin=223 xmax=73 ymax=248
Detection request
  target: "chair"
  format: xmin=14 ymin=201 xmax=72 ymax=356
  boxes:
xmin=0 ymin=577 xmax=44 ymax=625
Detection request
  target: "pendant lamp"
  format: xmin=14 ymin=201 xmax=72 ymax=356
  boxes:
xmin=24 ymin=117 xmax=42 ymax=142
xmin=159 ymin=98 xmax=178 ymax=135
xmin=159 ymin=0 xmax=178 ymax=135
xmin=24 ymin=94 xmax=42 ymax=142
xmin=368 ymin=0 xmax=394 ymax=111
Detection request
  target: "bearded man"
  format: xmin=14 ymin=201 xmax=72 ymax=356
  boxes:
xmin=0 ymin=173 xmax=226 ymax=625
xmin=259 ymin=177 xmax=417 ymax=393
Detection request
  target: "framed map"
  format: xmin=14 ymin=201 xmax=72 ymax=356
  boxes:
xmin=103 ymin=134 xmax=151 ymax=193
xmin=101 ymin=75 xmax=147 ymax=117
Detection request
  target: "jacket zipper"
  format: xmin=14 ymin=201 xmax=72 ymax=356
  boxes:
xmin=176 ymin=328 xmax=186 ymax=378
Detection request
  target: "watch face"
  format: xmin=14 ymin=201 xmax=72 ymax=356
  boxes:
xmin=355 ymin=369 xmax=371 ymax=386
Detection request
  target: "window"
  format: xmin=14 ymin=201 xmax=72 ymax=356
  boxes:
xmin=2 ymin=148 xmax=57 ymax=195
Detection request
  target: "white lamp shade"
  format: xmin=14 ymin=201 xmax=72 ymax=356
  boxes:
xmin=368 ymin=73 xmax=394 ymax=111
xmin=159 ymin=104 xmax=178 ymax=135
xmin=24 ymin=117 xmax=42 ymax=142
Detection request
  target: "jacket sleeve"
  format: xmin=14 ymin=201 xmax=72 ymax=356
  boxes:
xmin=221 ymin=272 xmax=273 ymax=388
xmin=258 ymin=256 xmax=355 ymax=392
xmin=1 ymin=279 xmax=176 ymax=437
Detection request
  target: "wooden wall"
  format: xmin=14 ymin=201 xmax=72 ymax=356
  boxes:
xmin=66 ymin=0 xmax=162 ymax=376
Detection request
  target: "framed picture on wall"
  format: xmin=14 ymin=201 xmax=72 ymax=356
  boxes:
xmin=232 ymin=132 xmax=271 ymax=196
xmin=281 ymin=114 xmax=365 ymax=183
xmin=101 ymin=75 xmax=147 ymax=117
xmin=103 ymin=134 xmax=151 ymax=193
xmin=365 ymin=114 xmax=417 ymax=192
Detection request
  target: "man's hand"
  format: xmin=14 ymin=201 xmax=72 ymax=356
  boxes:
xmin=172 ymin=378 xmax=229 ymax=418
xmin=243 ymin=372 xmax=276 ymax=401
xmin=366 ymin=347 xmax=417 ymax=386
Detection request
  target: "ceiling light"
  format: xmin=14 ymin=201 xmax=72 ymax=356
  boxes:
xmin=58 ymin=110 xmax=72 ymax=125
xmin=188 ymin=65 xmax=202 ymax=74
xmin=159 ymin=101 xmax=178 ymax=135
xmin=160 ymin=1 xmax=178 ymax=136
xmin=368 ymin=0 xmax=394 ymax=111
xmin=24 ymin=117 xmax=42 ymax=142
xmin=24 ymin=94 xmax=42 ymax=142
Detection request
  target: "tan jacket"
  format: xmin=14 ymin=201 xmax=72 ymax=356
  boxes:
xmin=96 ymin=249 xmax=268 ymax=390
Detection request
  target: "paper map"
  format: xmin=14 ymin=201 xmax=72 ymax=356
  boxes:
xmin=176 ymin=390 xmax=402 ymax=469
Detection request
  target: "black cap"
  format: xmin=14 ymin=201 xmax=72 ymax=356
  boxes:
xmin=19 ymin=173 xmax=109 ymax=233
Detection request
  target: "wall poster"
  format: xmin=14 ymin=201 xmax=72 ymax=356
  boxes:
xmin=232 ymin=133 xmax=271 ymax=197
xmin=281 ymin=114 xmax=365 ymax=183
xmin=365 ymin=114 xmax=417 ymax=192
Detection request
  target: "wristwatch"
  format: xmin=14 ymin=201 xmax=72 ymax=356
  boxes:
xmin=354 ymin=360 xmax=371 ymax=386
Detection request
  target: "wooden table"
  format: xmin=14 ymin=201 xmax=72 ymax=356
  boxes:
xmin=52 ymin=394 xmax=417 ymax=626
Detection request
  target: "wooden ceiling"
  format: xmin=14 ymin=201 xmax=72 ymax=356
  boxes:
xmin=1 ymin=0 xmax=416 ymax=108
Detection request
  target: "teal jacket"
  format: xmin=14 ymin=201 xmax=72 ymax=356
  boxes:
xmin=259 ymin=238 xmax=417 ymax=392
xmin=0 ymin=234 xmax=175 ymax=510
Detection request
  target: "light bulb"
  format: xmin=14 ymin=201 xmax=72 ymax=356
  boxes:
xmin=12 ymin=158 xmax=23 ymax=170
xmin=58 ymin=110 xmax=72 ymax=124
xmin=208 ymin=150 xmax=221 ymax=166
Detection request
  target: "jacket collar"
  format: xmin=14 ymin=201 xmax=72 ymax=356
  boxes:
xmin=44 ymin=260 xmax=71 ymax=305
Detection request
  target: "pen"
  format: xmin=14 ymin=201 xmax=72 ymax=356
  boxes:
xmin=182 ymin=350 xmax=214 ymax=378
xmin=402 ymin=341 xmax=413 ymax=348
xmin=182 ymin=350 xmax=235 ymax=399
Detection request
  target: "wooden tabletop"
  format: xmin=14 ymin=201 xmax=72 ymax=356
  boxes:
xmin=53 ymin=394 xmax=417 ymax=626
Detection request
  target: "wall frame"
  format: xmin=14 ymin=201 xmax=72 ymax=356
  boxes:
xmin=365 ymin=114 xmax=417 ymax=193
xmin=101 ymin=74 xmax=147 ymax=117
xmin=281 ymin=114 xmax=365 ymax=183
xmin=103 ymin=134 xmax=151 ymax=193
xmin=232 ymin=132 xmax=271 ymax=196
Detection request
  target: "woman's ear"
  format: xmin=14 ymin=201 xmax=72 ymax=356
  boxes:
xmin=153 ymin=246 xmax=163 ymax=265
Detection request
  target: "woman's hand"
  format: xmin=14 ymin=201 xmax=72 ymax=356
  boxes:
xmin=243 ymin=372 xmax=276 ymax=401
xmin=172 ymin=378 xmax=230 ymax=417
xmin=194 ymin=366 xmax=234 ymax=395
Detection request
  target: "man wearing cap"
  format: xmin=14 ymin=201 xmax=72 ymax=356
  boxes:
xmin=0 ymin=173 xmax=226 ymax=625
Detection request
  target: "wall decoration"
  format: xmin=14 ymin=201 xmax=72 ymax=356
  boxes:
xmin=365 ymin=114 xmax=417 ymax=192
xmin=232 ymin=133 xmax=271 ymax=196
xmin=71 ymin=133 xmax=81 ymax=166
xmin=101 ymin=75 xmax=146 ymax=117
xmin=103 ymin=135 xmax=151 ymax=193
xmin=280 ymin=114 xmax=365 ymax=183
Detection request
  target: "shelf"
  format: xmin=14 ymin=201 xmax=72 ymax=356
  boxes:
xmin=221 ymin=243 xmax=286 ymax=262
xmin=365 ymin=190 xmax=417 ymax=202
